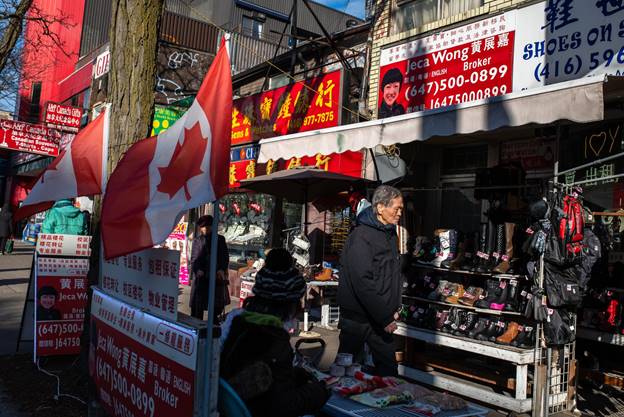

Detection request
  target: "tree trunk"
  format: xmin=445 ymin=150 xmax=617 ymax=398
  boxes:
xmin=107 ymin=0 xmax=163 ymax=171
xmin=0 ymin=0 xmax=34 ymax=73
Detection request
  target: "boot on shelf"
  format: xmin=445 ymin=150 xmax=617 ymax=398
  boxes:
xmin=445 ymin=284 xmax=465 ymax=304
xmin=459 ymin=232 xmax=478 ymax=271
xmin=488 ymin=320 xmax=508 ymax=343
xmin=440 ymin=309 xmax=458 ymax=333
xmin=474 ymin=280 xmax=499 ymax=309
xmin=431 ymin=230 xmax=452 ymax=268
xmin=468 ymin=317 xmax=490 ymax=339
xmin=475 ymin=223 xmax=494 ymax=274
xmin=441 ymin=230 xmax=460 ymax=269
xmin=511 ymin=325 xmax=535 ymax=349
xmin=489 ymin=280 xmax=510 ymax=311
xmin=486 ymin=223 xmax=506 ymax=272
xmin=493 ymin=223 xmax=516 ymax=274
xmin=504 ymin=280 xmax=520 ymax=312
xmin=434 ymin=309 xmax=450 ymax=331
xmin=427 ymin=280 xmax=448 ymax=301
xmin=454 ymin=312 xmax=479 ymax=336
xmin=477 ymin=319 xmax=499 ymax=341
xmin=458 ymin=286 xmax=484 ymax=307
xmin=496 ymin=321 xmax=520 ymax=345
xmin=417 ymin=235 xmax=439 ymax=265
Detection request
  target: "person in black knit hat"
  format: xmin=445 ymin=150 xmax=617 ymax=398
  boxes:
xmin=220 ymin=248 xmax=330 ymax=417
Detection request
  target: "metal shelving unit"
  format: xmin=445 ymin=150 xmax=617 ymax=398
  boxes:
xmin=577 ymin=326 xmax=624 ymax=346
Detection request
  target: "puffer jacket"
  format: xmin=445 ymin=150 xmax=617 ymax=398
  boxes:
xmin=338 ymin=206 xmax=402 ymax=330
xmin=220 ymin=311 xmax=329 ymax=417
xmin=41 ymin=200 xmax=88 ymax=235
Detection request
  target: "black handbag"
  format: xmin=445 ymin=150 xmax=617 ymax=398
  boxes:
xmin=543 ymin=308 xmax=575 ymax=346
xmin=544 ymin=263 xmax=583 ymax=308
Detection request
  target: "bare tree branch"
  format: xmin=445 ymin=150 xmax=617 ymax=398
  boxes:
xmin=0 ymin=0 xmax=32 ymax=73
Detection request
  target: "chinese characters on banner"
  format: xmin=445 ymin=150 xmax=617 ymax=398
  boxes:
xmin=163 ymin=222 xmax=189 ymax=286
xmin=101 ymin=248 xmax=180 ymax=321
xmin=0 ymin=119 xmax=60 ymax=157
xmin=35 ymin=234 xmax=92 ymax=357
xmin=44 ymin=102 xmax=83 ymax=132
xmin=228 ymin=145 xmax=364 ymax=188
xmin=231 ymin=70 xmax=342 ymax=145
xmin=500 ymin=138 xmax=556 ymax=170
xmin=90 ymin=289 xmax=197 ymax=417
xmin=514 ymin=0 xmax=624 ymax=90
xmin=378 ymin=12 xmax=516 ymax=114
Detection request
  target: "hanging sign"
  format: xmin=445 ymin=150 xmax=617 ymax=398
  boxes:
xmin=90 ymin=289 xmax=197 ymax=417
xmin=44 ymin=102 xmax=82 ymax=132
xmin=163 ymin=222 xmax=190 ymax=286
xmin=378 ymin=11 xmax=516 ymax=114
xmin=0 ymin=119 xmax=60 ymax=156
xmin=231 ymin=70 xmax=342 ymax=145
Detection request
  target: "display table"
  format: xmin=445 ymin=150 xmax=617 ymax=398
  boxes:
xmin=322 ymin=394 xmax=489 ymax=417
xmin=304 ymin=280 xmax=339 ymax=332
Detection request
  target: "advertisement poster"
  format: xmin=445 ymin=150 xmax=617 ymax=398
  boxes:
xmin=500 ymin=138 xmax=556 ymax=170
xmin=514 ymin=0 xmax=624 ymax=91
xmin=37 ymin=234 xmax=92 ymax=257
xmin=102 ymin=248 xmax=181 ymax=321
xmin=90 ymin=289 xmax=197 ymax=417
xmin=35 ymin=234 xmax=91 ymax=357
xmin=378 ymin=11 xmax=516 ymax=114
xmin=163 ymin=222 xmax=190 ymax=286
xmin=231 ymin=70 xmax=342 ymax=145
xmin=151 ymin=105 xmax=185 ymax=136
xmin=0 ymin=119 xmax=61 ymax=156
xmin=44 ymin=102 xmax=82 ymax=132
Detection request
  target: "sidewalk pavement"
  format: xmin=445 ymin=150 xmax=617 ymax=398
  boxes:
xmin=0 ymin=242 xmax=34 ymax=356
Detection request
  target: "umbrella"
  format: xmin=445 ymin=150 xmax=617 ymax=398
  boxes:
xmin=239 ymin=167 xmax=374 ymax=233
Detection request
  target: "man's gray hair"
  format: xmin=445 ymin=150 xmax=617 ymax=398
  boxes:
xmin=372 ymin=185 xmax=402 ymax=214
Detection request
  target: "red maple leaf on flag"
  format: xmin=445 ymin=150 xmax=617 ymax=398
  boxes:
xmin=157 ymin=123 xmax=208 ymax=200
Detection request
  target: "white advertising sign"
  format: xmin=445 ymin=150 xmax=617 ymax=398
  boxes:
xmin=93 ymin=49 xmax=111 ymax=79
xmin=101 ymin=248 xmax=180 ymax=321
xmin=36 ymin=234 xmax=92 ymax=257
xmin=514 ymin=0 xmax=624 ymax=90
xmin=37 ymin=256 xmax=90 ymax=276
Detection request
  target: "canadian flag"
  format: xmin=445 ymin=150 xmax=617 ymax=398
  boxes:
xmin=101 ymin=39 xmax=232 ymax=259
xmin=14 ymin=108 xmax=109 ymax=221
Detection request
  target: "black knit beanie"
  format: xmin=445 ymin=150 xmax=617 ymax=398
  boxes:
xmin=253 ymin=266 xmax=306 ymax=301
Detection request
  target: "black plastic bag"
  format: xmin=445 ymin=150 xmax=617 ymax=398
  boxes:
xmin=543 ymin=308 xmax=575 ymax=346
xmin=544 ymin=263 xmax=583 ymax=308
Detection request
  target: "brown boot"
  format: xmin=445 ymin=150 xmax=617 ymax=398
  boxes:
xmin=445 ymin=284 xmax=465 ymax=304
xmin=458 ymin=286 xmax=484 ymax=306
xmin=493 ymin=223 xmax=515 ymax=274
xmin=496 ymin=321 xmax=520 ymax=345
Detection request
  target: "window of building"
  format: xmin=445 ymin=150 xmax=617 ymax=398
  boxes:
xmin=242 ymin=15 xmax=263 ymax=39
xmin=29 ymin=81 xmax=42 ymax=123
xmin=393 ymin=0 xmax=483 ymax=34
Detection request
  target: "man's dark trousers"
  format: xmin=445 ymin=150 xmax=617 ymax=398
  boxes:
xmin=338 ymin=317 xmax=398 ymax=376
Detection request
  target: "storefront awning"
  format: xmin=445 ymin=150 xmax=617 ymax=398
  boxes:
xmin=258 ymin=75 xmax=624 ymax=163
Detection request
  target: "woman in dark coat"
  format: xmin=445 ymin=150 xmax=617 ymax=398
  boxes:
xmin=190 ymin=215 xmax=229 ymax=321
xmin=220 ymin=248 xmax=330 ymax=417
xmin=0 ymin=204 xmax=13 ymax=255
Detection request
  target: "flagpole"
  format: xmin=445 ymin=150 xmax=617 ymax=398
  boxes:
xmin=202 ymin=200 xmax=220 ymax=416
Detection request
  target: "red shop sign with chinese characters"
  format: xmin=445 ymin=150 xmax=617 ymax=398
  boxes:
xmin=0 ymin=119 xmax=60 ymax=157
xmin=44 ymin=102 xmax=83 ymax=132
xmin=231 ymin=70 xmax=342 ymax=145
xmin=90 ymin=289 xmax=197 ymax=417
xmin=229 ymin=151 xmax=363 ymax=189
xmin=378 ymin=11 xmax=515 ymax=115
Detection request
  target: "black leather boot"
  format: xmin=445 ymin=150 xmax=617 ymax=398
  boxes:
xmin=441 ymin=230 xmax=459 ymax=269
xmin=475 ymin=223 xmax=493 ymax=274
xmin=475 ymin=279 xmax=499 ymax=309
xmin=489 ymin=280 xmax=510 ymax=311
xmin=487 ymin=223 xmax=506 ymax=272
xmin=454 ymin=312 xmax=479 ymax=336
xmin=442 ymin=308 xmax=461 ymax=333
xmin=488 ymin=320 xmax=508 ymax=343
xmin=459 ymin=232 xmax=478 ymax=271
xmin=477 ymin=319 xmax=499 ymax=341
xmin=504 ymin=280 xmax=520 ymax=312
xmin=468 ymin=317 xmax=490 ymax=339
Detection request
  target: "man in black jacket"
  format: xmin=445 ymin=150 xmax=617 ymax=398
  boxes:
xmin=338 ymin=185 xmax=404 ymax=376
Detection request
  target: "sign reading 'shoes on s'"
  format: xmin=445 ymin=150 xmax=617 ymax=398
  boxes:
xmin=101 ymin=248 xmax=180 ymax=321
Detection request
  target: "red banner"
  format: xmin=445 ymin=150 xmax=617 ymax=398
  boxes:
xmin=0 ymin=119 xmax=60 ymax=156
xmin=378 ymin=13 xmax=515 ymax=115
xmin=231 ymin=71 xmax=342 ymax=145
xmin=36 ymin=273 xmax=88 ymax=356
xmin=44 ymin=102 xmax=82 ymax=132
xmin=229 ymin=151 xmax=363 ymax=189
xmin=90 ymin=289 xmax=197 ymax=417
